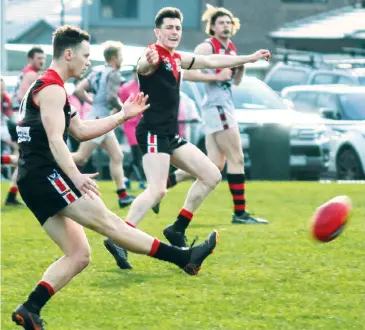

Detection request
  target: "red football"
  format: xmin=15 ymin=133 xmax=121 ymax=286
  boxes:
xmin=311 ymin=196 xmax=352 ymax=242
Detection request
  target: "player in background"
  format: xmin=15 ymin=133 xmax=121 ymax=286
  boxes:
xmin=107 ymin=7 xmax=270 ymax=269
xmin=72 ymin=41 xmax=134 ymax=209
xmin=156 ymin=5 xmax=269 ymax=224
xmin=4 ymin=47 xmax=45 ymax=205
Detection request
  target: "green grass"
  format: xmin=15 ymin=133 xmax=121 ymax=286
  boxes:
xmin=1 ymin=181 xmax=364 ymax=329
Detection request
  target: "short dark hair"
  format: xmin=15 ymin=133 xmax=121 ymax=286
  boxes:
xmin=52 ymin=25 xmax=90 ymax=59
xmin=27 ymin=46 xmax=44 ymax=59
xmin=155 ymin=7 xmax=183 ymax=28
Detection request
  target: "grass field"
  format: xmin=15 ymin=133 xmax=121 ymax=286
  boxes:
xmin=1 ymin=181 xmax=364 ymax=330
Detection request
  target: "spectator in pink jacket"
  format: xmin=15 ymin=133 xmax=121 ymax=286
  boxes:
xmin=118 ymin=71 xmax=146 ymax=189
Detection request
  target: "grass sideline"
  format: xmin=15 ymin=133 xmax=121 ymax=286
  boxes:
xmin=1 ymin=181 xmax=364 ymax=329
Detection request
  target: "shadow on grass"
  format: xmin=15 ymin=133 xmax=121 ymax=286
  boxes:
xmin=89 ymin=270 xmax=176 ymax=288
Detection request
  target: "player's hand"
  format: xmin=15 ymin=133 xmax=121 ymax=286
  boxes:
xmin=216 ymin=68 xmax=232 ymax=81
xmin=122 ymin=92 xmax=150 ymax=121
xmin=146 ymin=45 xmax=159 ymax=65
xmin=250 ymin=49 xmax=271 ymax=63
xmin=71 ymin=172 xmax=100 ymax=199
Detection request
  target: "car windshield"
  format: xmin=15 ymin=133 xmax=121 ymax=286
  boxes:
xmin=359 ymin=76 xmax=365 ymax=86
xmin=232 ymin=81 xmax=288 ymax=110
xmin=339 ymin=93 xmax=365 ymax=120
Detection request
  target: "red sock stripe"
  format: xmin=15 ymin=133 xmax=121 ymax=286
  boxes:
xmin=10 ymin=186 xmax=18 ymax=194
xmin=126 ymin=221 xmax=135 ymax=228
xmin=118 ymin=191 xmax=128 ymax=199
xmin=234 ymin=204 xmax=246 ymax=211
xmin=39 ymin=281 xmax=55 ymax=296
xmin=233 ymin=194 xmax=245 ymax=201
xmin=1 ymin=155 xmax=11 ymax=164
xmin=179 ymin=208 xmax=193 ymax=220
xmin=148 ymin=238 xmax=160 ymax=256
xmin=229 ymin=183 xmax=244 ymax=190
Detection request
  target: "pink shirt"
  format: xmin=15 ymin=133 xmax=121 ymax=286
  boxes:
xmin=119 ymin=80 xmax=141 ymax=146
xmin=68 ymin=94 xmax=91 ymax=120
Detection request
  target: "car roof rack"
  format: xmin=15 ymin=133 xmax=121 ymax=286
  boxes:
xmin=274 ymin=48 xmax=365 ymax=69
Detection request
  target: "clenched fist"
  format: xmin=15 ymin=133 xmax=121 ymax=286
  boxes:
xmin=146 ymin=45 xmax=160 ymax=65
xmin=250 ymin=49 xmax=271 ymax=63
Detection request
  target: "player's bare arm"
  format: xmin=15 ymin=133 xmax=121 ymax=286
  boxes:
xmin=106 ymin=70 xmax=123 ymax=110
xmin=183 ymin=42 xmax=232 ymax=82
xmin=179 ymin=49 xmax=271 ymax=70
xmin=74 ymin=77 xmax=93 ymax=104
xmin=17 ymin=71 xmax=38 ymax=100
xmin=137 ymin=46 xmax=160 ymax=76
xmin=38 ymin=84 xmax=99 ymax=197
xmin=69 ymin=92 xmax=150 ymax=142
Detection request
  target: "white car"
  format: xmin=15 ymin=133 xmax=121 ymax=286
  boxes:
xmin=182 ymin=76 xmax=332 ymax=180
xmin=281 ymin=84 xmax=365 ymax=179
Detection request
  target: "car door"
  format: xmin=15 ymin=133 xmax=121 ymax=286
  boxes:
xmin=284 ymin=91 xmax=319 ymax=114
xmin=310 ymin=73 xmax=337 ymax=85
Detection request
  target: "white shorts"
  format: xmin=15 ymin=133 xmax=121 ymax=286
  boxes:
xmin=86 ymin=112 xmax=115 ymax=145
xmin=202 ymin=105 xmax=238 ymax=135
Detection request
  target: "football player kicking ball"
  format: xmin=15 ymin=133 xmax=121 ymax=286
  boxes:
xmin=11 ymin=25 xmax=218 ymax=330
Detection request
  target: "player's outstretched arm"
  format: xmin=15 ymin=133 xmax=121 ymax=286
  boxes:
xmin=179 ymin=49 xmax=271 ymax=70
xmin=39 ymin=85 xmax=99 ymax=198
xmin=137 ymin=45 xmax=160 ymax=76
xmin=182 ymin=42 xmax=232 ymax=83
xmin=69 ymin=92 xmax=149 ymax=142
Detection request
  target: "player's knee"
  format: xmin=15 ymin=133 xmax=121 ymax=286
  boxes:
xmin=111 ymin=150 xmax=123 ymax=164
xmin=150 ymin=186 xmax=167 ymax=202
xmin=208 ymin=166 xmax=222 ymax=187
xmin=76 ymin=251 xmax=91 ymax=271
xmin=231 ymin=152 xmax=244 ymax=167
xmin=215 ymin=161 xmax=225 ymax=172
xmin=72 ymin=246 xmax=91 ymax=272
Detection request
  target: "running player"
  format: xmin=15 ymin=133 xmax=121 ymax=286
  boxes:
xmin=108 ymin=7 xmax=270 ymax=268
xmin=160 ymin=5 xmax=269 ymax=224
xmin=72 ymin=41 xmax=134 ymax=208
xmin=11 ymin=25 xmax=218 ymax=329
xmin=4 ymin=47 xmax=45 ymax=205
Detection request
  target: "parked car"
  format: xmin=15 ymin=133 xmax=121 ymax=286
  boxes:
xmin=264 ymin=52 xmax=365 ymax=93
xmin=182 ymin=76 xmax=332 ymax=180
xmin=281 ymin=84 xmax=365 ymax=179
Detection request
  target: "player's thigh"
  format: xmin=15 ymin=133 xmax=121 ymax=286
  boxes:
xmin=43 ymin=214 xmax=91 ymax=257
xmin=101 ymin=132 xmax=122 ymax=162
xmin=73 ymin=140 xmax=98 ymax=161
xmin=215 ymin=128 xmax=244 ymax=163
xmin=142 ymin=153 xmax=170 ymax=188
xmin=59 ymin=195 xmax=121 ymax=237
xmin=205 ymin=133 xmax=226 ymax=170
xmin=171 ymin=142 xmax=221 ymax=182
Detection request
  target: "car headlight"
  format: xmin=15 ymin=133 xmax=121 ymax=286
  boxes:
xmin=314 ymin=125 xmax=330 ymax=140
xmin=290 ymin=125 xmax=330 ymax=140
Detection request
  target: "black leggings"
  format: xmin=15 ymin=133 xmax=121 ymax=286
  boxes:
xmin=126 ymin=145 xmax=145 ymax=181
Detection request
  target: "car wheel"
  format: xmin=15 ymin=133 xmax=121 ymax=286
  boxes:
xmin=336 ymin=147 xmax=364 ymax=180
